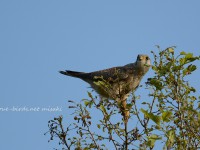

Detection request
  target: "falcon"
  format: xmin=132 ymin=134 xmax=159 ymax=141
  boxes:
xmin=59 ymin=54 xmax=151 ymax=121
xmin=60 ymin=54 xmax=150 ymax=100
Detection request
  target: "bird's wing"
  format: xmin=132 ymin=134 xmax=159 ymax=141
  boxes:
xmin=85 ymin=66 xmax=130 ymax=83
xmin=59 ymin=63 xmax=136 ymax=84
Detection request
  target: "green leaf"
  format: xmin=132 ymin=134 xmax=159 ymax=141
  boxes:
xmin=162 ymin=111 xmax=172 ymax=122
xmin=168 ymin=47 xmax=174 ymax=53
xmin=149 ymin=78 xmax=163 ymax=90
xmin=97 ymin=124 xmax=101 ymax=129
xmin=188 ymin=65 xmax=197 ymax=72
xmin=152 ymin=66 xmax=157 ymax=71
xmin=198 ymin=113 xmax=200 ymax=122
xmin=84 ymin=101 xmax=90 ymax=106
xmin=89 ymin=143 xmax=96 ymax=148
xmin=98 ymin=136 xmax=103 ymax=140
xmin=190 ymin=96 xmax=197 ymax=100
xmin=180 ymin=51 xmax=193 ymax=58
xmin=126 ymin=103 xmax=133 ymax=110
xmin=172 ymin=66 xmax=178 ymax=72
xmin=141 ymin=109 xmax=161 ymax=125
xmin=185 ymin=53 xmax=193 ymax=59
xmin=142 ymin=102 xmax=147 ymax=105
xmin=183 ymin=65 xmax=197 ymax=76
xmin=179 ymin=57 xmax=186 ymax=65
xmin=87 ymin=92 xmax=93 ymax=98
xmin=180 ymin=51 xmax=186 ymax=55
xmin=155 ymin=125 xmax=161 ymax=130
xmin=148 ymin=134 xmax=162 ymax=140
xmin=166 ymin=130 xmax=175 ymax=147
xmin=100 ymin=105 xmax=106 ymax=114
xmin=147 ymin=134 xmax=162 ymax=148
xmin=150 ymin=115 xmax=161 ymax=125
xmin=141 ymin=108 xmax=148 ymax=116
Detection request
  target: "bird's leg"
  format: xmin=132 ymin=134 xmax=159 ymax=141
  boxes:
xmin=116 ymin=97 xmax=130 ymax=123
xmin=121 ymin=99 xmax=130 ymax=123
xmin=115 ymin=79 xmax=130 ymax=124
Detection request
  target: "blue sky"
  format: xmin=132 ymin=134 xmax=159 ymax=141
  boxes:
xmin=0 ymin=1 xmax=200 ymax=149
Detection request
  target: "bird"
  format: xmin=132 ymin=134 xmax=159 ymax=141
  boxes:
xmin=60 ymin=54 xmax=150 ymax=100
xmin=59 ymin=54 xmax=151 ymax=122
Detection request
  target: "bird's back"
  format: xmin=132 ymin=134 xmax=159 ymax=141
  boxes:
xmin=78 ymin=63 xmax=141 ymax=99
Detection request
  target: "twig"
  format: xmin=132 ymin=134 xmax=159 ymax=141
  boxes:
xmin=92 ymin=97 xmax=122 ymax=148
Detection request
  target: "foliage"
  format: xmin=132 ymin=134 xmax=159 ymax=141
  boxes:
xmin=146 ymin=47 xmax=200 ymax=149
xmin=45 ymin=47 xmax=200 ymax=150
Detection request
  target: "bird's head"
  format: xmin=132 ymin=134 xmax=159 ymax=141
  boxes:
xmin=135 ymin=54 xmax=151 ymax=73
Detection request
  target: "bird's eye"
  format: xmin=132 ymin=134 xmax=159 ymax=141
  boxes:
xmin=146 ymin=57 xmax=149 ymax=60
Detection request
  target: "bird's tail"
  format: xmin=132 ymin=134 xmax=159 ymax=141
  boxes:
xmin=59 ymin=70 xmax=86 ymax=78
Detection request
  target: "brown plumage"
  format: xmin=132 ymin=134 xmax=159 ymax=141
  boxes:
xmin=60 ymin=54 xmax=151 ymax=122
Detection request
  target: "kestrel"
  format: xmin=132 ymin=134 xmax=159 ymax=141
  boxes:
xmin=60 ymin=54 xmax=151 ymax=122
